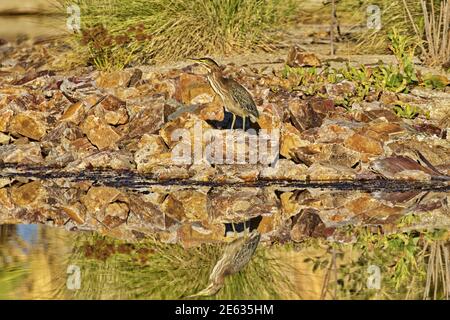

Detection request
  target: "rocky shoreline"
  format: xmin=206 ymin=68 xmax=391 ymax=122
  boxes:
xmin=0 ymin=39 xmax=449 ymax=245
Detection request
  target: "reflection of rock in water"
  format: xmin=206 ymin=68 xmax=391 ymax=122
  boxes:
xmin=187 ymin=230 xmax=261 ymax=298
xmin=0 ymin=170 xmax=449 ymax=244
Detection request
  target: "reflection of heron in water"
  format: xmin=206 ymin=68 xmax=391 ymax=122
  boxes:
xmin=187 ymin=229 xmax=261 ymax=298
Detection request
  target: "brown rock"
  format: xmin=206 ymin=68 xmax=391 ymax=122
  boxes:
xmin=0 ymin=132 xmax=10 ymax=144
xmin=344 ymin=195 xmax=404 ymax=218
xmin=0 ymin=108 xmax=13 ymax=132
xmin=198 ymin=100 xmax=224 ymax=122
xmin=260 ymin=159 xmax=308 ymax=180
xmin=257 ymin=104 xmax=283 ymax=131
xmin=81 ymin=187 xmax=122 ymax=213
xmin=127 ymin=193 xmax=177 ymax=232
xmin=315 ymin=120 xmax=357 ymax=143
xmin=9 ymin=112 xmax=47 ymax=140
xmin=208 ymin=187 xmax=279 ymax=223
xmin=80 ymin=115 xmax=121 ymax=150
xmin=70 ymin=137 xmax=96 ymax=152
xmin=203 ymin=129 xmax=274 ymax=168
xmin=135 ymin=134 xmax=168 ymax=172
xmin=175 ymin=73 xmax=215 ymax=104
xmin=11 ymin=181 xmax=45 ymax=207
xmin=214 ymin=164 xmax=261 ymax=182
xmin=126 ymin=103 xmax=165 ymax=139
xmin=287 ymin=46 xmax=321 ymax=67
xmin=0 ymin=188 xmax=13 ymax=210
xmin=290 ymin=209 xmax=326 ymax=242
xmin=288 ymin=99 xmax=323 ymax=132
xmin=61 ymin=204 xmax=86 ymax=224
xmin=96 ymin=70 xmax=132 ymax=88
xmin=280 ymin=123 xmax=310 ymax=159
xmin=160 ymin=113 xmax=211 ymax=148
xmin=105 ymin=202 xmax=129 ymax=220
xmin=280 ymin=192 xmax=302 ymax=219
xmin=70 ymin=151 xmax=135 ymax=170
xmin=162 ymin=189 xmax=208 ymax=222
xmin=292 ymin=143 xmax=360 ymax=167
xmin=370 ymin=156 xmax=436 ymax=180
xmin=325 ymin=81 xmax=356 ymax=100
xmin=177 ymin=223 xmax=225 ymax=248
xmin=344 ymin=133 xmax=383 ymax=156
xmin=0 ymin=142 xmax=43 ymax=164
xmin=60 ymin=101 xmax=86 ymax=124
xmin=307 ymin=163 xmax=356 ymax=180
xmin=95 ymin=95 xmax=129 ymax=125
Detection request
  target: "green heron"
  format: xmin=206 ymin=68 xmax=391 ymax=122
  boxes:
xmin=190 ymin=57 xmax=259 ymax=130
xmin=187 ymin=229 xmax=261 ymax=298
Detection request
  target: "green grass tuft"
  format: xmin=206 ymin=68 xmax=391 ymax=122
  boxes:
xmin=55 ymin=0 xmax=298 ymax=70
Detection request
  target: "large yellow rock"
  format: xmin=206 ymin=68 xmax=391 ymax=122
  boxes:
xmin=11 ymin=181 xmax=45 ymax=207
xmin=80 ymin=115 xmax=121 ymax=150
xmin=9 ymin=112 xmax=47 ymax=140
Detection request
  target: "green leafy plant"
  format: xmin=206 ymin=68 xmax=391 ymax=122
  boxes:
xmin=422 ymin=74 xmax=450 ymax=89
xmin=393 ymin=102 xmax=421 ymax=119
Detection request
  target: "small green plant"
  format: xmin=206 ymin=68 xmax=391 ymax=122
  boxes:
xmin=422 ymin=74 xmax=450 ymax=89
xmin=388 ymin=28 xmax=418 ymax=84
xmin=393 ymin=102 xmax=421 ymax=119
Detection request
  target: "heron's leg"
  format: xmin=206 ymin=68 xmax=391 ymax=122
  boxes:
xmin=242 ymin=116 xmax=246 ymax=131
xmin=231 ymin=222 xmax=237 ymax=238
xmin=230 ymin=114 xmax=236 ymax=130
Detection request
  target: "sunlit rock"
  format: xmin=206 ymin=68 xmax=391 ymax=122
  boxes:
xmin=307 ymin=163 xmax=356 ymax=180
xmin=0 ymin=142 xmax=43 ymax=164
xmin=11 ymin=181 xmax=46 ymax=208
xmin=80 ymin=115 xmax=121 ymax=150
xmin=280 ymin=122 xmax=310 ymax=159
xmin=9 ymin=112 xmax=47 ymax=140
xmin=208 ymin=187 xmax=279 ymax=223
xmin=260 ymin=159 xmax=308 ymax=180
xmin=162 ymin=189 xmax=209 ymax=222
xmin=287 ymin=46 xmax=321 ymax=67
xmin=95 ymin=70 xmax=133 ymax=89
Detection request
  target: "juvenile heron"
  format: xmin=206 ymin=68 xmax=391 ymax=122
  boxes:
xmin=190 ymin=57 xmax=259 ymax=130
xmin=187 ymin=229 xmax=261 ymax=298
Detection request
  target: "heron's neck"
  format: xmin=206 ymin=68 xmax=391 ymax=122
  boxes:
xmin=206 ymin=71 xmax=225 ymax=99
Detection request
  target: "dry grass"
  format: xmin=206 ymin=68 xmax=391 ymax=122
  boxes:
xmin=423 ymin=241 xmax=450 ymax=299
xmin=54 ymin=0 xmax=298 ymax=70
xmin=403 ymin=0 xmax=450 ymax=67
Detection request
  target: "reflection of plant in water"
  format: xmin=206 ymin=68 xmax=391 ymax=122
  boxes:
xmin=305 ymin=225 xmax=450 ymax=300
xmin=57 ymin=233 xmax=294 ymax=300
xmin=0 ymin=225 xmax=28 ymax=299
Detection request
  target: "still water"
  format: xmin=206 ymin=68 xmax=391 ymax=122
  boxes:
xmin=1 ymin=187 xmax=449 ymax=300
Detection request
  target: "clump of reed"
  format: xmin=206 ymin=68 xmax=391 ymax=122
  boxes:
xmin=55 ymin=0 xmax=298 ymax=70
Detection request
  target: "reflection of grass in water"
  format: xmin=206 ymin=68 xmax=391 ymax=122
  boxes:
xmin=59 ymin=233 xmax=294 ymax=300
xmin=0 ymin=266 xmax=28 ymax=299
xmin=303 ymin=225 xmax=450 ymax=300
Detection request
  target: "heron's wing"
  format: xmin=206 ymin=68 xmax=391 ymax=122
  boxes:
xmin=225 ymin=78 xmax=259 ymax=119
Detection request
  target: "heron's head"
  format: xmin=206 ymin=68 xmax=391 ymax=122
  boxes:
xmin=189 ymin=57 xmax=221 ymax=73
